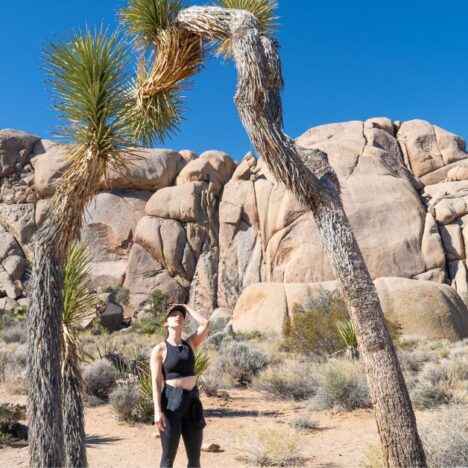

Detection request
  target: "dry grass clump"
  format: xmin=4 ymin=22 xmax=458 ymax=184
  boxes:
xmin=309 ymin=359 xmax=370 ymax=411
xmin=421 ymin=405 xmax=468 ymax=467
xmin=254 ymin=359 xmax=318 ymax=401
xmin=235 ymin=421 xmax=306 ymax=466
xmin=398 ymin=338 xmax=468 ymax=409
xmin=0 ymin=323 xmax=27 ymax=344
xmin=288 ymin=415 xmax=319 ymax=432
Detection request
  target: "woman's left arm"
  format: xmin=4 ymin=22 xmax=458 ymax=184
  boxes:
xmin=186 ymin=306 xmax=210 ymax=350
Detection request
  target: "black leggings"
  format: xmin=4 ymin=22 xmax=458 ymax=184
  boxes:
xmin=160 ymin=384 xmax=204 ymax=467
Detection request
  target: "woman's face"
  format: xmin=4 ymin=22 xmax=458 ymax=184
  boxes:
xmin=165 ymin=310 xmax=185 ymax=329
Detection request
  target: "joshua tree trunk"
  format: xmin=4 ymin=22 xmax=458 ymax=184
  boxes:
xmin=175 ymin=6 xmax=426 ymax=467
xmin=28 ymin=151 xmax=107 ymax=467
xmin=27 ymin=241 xmax=65 ymax=467
xmin=62 ymin=341 xmax=87 ymax=467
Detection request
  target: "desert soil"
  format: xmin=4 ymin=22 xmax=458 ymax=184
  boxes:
xmin=1 ymin=384 xmax=426 ymax=467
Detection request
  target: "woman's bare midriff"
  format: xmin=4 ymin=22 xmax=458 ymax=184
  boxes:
xmin=165 ymin=375 xmax=197 ymax=390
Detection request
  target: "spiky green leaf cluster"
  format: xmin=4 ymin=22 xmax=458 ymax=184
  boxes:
xmin=213 ymin=0 xmax=279 ymax=58
xmin=125 ymin=67 xmax=184 ymax=146
xmin=120 ymin=0 xmax=183 ymax=49
xmin=44 ymin=26 xmax=132 ymax=155
xmin=63 ymin=245 xmax=98 ymax=327
xmin=336 ymin=319 xmax=358 ymax=349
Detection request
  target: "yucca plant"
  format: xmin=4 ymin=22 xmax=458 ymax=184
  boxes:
xmin=120 ymin=0 xmax=203 ymax=146
xmin=62 ymin=245 xmax=99 ymax=467
xmin=336 ymin=319 xmax=359 ymax=360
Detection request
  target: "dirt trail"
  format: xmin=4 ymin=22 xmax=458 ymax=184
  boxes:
xmin=0 ymin=386 xmax=386 ymax=467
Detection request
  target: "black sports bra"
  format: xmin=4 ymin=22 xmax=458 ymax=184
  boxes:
xmin=162 ymin=339 xmax=195 ymax=379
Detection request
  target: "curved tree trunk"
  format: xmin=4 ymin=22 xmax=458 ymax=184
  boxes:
xmin=176 ymin=7 xmax=426 ymax=467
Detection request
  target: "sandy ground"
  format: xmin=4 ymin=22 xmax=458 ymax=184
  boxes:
xmin=0 ymin=385 xmax=407 ymax=468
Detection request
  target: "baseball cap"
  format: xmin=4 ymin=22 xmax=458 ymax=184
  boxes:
xmin=166 ymin=304 xmax=187 ymax=318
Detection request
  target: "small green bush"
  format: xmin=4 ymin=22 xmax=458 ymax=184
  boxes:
xmin=217 ymin=341 xmax=269 ymax=385
xmin=137 ymin=289 xmax=170 ymax=335
xmin=110 ymin=378 xmax=150 ymax=423
xmin=283 ymin=291 xmax=348 ymax=357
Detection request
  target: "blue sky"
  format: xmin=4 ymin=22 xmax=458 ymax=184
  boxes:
xmin=1 ymin=1 xmax=467 ymax=161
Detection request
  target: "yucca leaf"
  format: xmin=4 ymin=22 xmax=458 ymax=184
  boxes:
xmin=336 ymin=319 xmax=358 ymax=348
xmin=120 ymin=0 xmax=183 ymax=50
xmin=63 ymin=245 xmax=99 ymax=328
xmin=44 ymin=26 xmax=132 ymax=165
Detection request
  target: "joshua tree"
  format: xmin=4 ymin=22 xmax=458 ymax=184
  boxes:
xmin=28 ymin=28 xmax=132 ymax=467
xmin=62 ymin=245 xmax=99 ymax=467
xmin=120 ymin=0 xmax=426 ymax=466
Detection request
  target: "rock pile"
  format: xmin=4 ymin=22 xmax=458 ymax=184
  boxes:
xmin=1 ymin=119 xmax=468 ymax=337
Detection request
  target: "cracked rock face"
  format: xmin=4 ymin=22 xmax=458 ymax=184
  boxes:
xmin=1 ymin=118 xmax=468 ymax=338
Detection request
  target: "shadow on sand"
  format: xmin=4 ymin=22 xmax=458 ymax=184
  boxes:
xmin=85 ymin=434 xmax=122 ymax=447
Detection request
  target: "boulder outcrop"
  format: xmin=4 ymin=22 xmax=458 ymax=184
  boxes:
xmin=1 ymin=118 xmax=468 ymax=338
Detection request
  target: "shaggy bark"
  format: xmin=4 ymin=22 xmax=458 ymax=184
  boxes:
xmin=176 ymin=6 xmax=426 ymax=467
xmin=62 ymin=344 xmax=87 ymax=467
xmin=28 ymin=151 xmax=106 ymax=466
xmin=27 ymin=240 xmax=65 ymax=467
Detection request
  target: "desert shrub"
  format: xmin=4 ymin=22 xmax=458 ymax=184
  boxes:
xmin=89 ymin=317 xmax=107 ymax=336
xmin=82 ymin=358 xmax=119 ymax=398
xmin=398 ymin=348 xmax=435 ymax=373
xmin=13 ymin=305 xmax=28 ymax=321
xmin=0 ymin=323 xmax=27 ymax=344
xmin=10 ymin=344 xmax=27 ymax=367
xmin=289 ymin=416 xmax=319 ymax=432
xmin=110 ymin=376 xmax=151 ymax=423
xmin=283 ymin=291 xmax=348 ymax=357
xmin=254 ymin=360 xmax=318 ymax=400
xmin=199 ymin=369 xmax=222 ymax=397
xmin=4 ymin=364 xmax=28 ymax=395
xmin=409 ymin=354 xmax=468 ymax=408
xmin=137 ymin=289 xmax=170 ymax=335
xmin=104 ymin=287 xmax=130 ymax=306
xmin=0 ymin=403 xmax=27 ymax=446
xmin=283 ymin=291 xmax=402 ymax=358
xmin=236 ymin=422 xmax=305 ymax=466
xmin=411 ymin=382 xmax=451 ymax=409
xmin=421 ymin=406 xmax=468 ymax=467
xmin=310 ymin=360 xmax=370 ymax=411
xmin=205 ymin=330 xmax=232 ymax=350
xmin=364 ymin=443 xmax=386 ymax=468
xmin=217 ymin=341 xmax=269 ymax=385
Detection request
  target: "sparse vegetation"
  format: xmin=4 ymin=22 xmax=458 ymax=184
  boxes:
xmin=217 ymin=341 xmax=270 ymax=386
xmin=0 ymin=403 xmax=27 ymax=446
xmin=82 ymin=359 xmax=119 ymax=400
xmin=254 ymin=360 xmax=318 ymax=400
xmin=421 ymin=406 xmax=468 ymax=467
xmin=310 ymin=360 xmax=371 ymax=411
xmin=236 ymin=421 xmax=306 ymax=466
xmin=289 ymin=416 xmax=319 ymax=432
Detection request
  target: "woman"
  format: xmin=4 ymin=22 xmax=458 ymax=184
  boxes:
xmin=150 ymin=303 xmax=210 ymax=468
